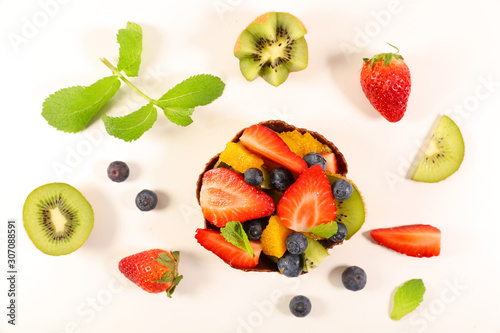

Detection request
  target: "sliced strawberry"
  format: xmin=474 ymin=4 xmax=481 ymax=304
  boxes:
xmin=195 ymin=228 xmax=262 ymax=269
xmin=321 ymin=153 xmax=338 ymax=174
xmin=277 ymin=165 xmax=337 ymax=232
xmin=200 ymin=167 xmax=275 ymax=228
xmin=370 ymin=224 xmax=441 ymax=257
xmin=239 ymin=125 xmax=308 ymax=175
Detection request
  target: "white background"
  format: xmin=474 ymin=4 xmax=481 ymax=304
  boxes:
xmin=1 ymin=0 xmax=500 ymax=332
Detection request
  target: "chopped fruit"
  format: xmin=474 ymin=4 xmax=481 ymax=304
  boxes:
xmin=286 ymin=232 xmax=308 ymax=255
xmin=199 ymin=168 xmax=275 ymax=228
xmin=278 ymin=130 xmax=332 ymax=157
xmin=360 ymin=45 xmax=411 ymax=122
xmin=277 ymin=252 xmax=303 ymax=277
xmin=302 ymin=237 xmax=329 ymax=272
xmin=244 ymin=168 xmax=264 ymax=186
xmin=118 ymin=249 xmax=182 ymax=296
xmin=370 ymin=224 xmax=441 ymax=258
xmin=219 ymin=142 xmax=264 ymax=173
xmin=239 ymin=125 xmax=307 ymax=174
xmin=135 ymin=189 xmax=158 ymax=211
xmin=289 ymin=295 xmax=312 ymax=317
xmin=303 ymin=152 xmax=326 ymax=171
xmin=270 ymin=167 xmax=294 ymax=192
xmin=332 ymin=179 xmax=353 ymax=201
xmin=195 ymin=228 xmax=261 ymax=269
xmin=260 ymin=215 xmax=293 ymax=258
xmin=278 ymin=165 xmax=337 ymax=232
xmin=321 ymin=153 xmax=338 ymax=174
xmin=342 ymin=266 xmax=367 ymax=291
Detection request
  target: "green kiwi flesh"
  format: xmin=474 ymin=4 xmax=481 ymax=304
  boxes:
xmin=234 ymin=12 xmax=308 ymax=87
xmin=302 ymin=237 xmax=329 ymax=272
xmin=412 ymin=115 xmax=465 ymax=183
xmin=23 ymin=183 xmax=94 ymax=256
xmin=327 ymin=174 xmax=365 ymax=240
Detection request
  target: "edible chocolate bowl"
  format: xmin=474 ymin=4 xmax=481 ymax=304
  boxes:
xmin=195 ymin=120 xmax=364 ymax=273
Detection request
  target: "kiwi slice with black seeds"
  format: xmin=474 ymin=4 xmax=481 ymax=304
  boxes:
xmin=411 ymin=115 xmax=465 ymax=183
xmin=326 ymin=174 xmax=365 ymax=240
xmin=23 ymin=183 xmax=94 ymax=256
xmin=234 ymin=12 xmax=308 ymax=86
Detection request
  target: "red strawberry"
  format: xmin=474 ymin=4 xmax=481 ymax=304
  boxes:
xmin=321 ymin=152 xmax=338 ymax=174
xmin=360 ymin=45 xmax=411 ymax=122
xmin=370 ymin=224 xmax=441 ymax=257
xmin=195 ymin=228 xmax=262 ymax=269
xmin=277 ymin=165 xmax=337 ymax=232
xmin=239 ymin=125 xmax=308 ymax=174
xmin=200 ymin=167 xmax=275 ymax=227
xmin=118 ymin=249 xmax=182 ymax=296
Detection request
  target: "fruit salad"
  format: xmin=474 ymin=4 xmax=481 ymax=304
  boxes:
xmin=195 ymin=120 xmax=366 ymax=275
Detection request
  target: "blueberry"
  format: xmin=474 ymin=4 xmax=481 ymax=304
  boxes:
xmin=135 ymin=189 xmax=158 ymax=211
xmin=303 ymin=152 xmax=327 ymax=171
xmin=329 ymin=222 xmax=347 ymax=243
xmin=286 ymin=232 xmax=308 ymax=255
xmin=342 ymin=266 xmax=367 ymax=291
xmin=242 ymin=219 xmax=266 ymax=240
xmin=277 ymin=252 xmax=303 ymax=277
xmin=271 ymin=167 xmax=294 ymax=192
xmin=244 ymin=168 xmax=264 ymax=186
xmin=332 ymin=179 xmax=353 ymax=201
xmin=107 ymin=161 xmax=130 ymax=182
xmin=289 ymin=295 xmax=312 ymax=318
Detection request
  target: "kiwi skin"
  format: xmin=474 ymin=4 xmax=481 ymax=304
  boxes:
xmin=23 ymin=182 xmax=94 ymax=256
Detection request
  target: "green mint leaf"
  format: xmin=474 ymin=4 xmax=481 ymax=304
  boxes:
xmin=308 ymin=221 xmax=338 ymax=238
xmin=117 ymin=22 xmax=143 ymax=77
xmin=157 ymin=74 xmax=225 ymax=108
xmin=390 ymin=279 xmax=426 ymax=321
xmin=159 ymin=106 xmax=194 ymax=127
xmin=220 ymin=221 xmax=254 ymax=257
xmin=42 ymin=76 xmax=120 ymax=133
xmin=102 ymin=102 xmax=157 ymax=142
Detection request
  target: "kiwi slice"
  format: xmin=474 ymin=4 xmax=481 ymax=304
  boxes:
xmin=234 ymin=12 xmax=308 ymax=87
xmin=326 ymin=174 xmax=365 ymax=240
xmin=412 ymin=115 xmax=465 ymax=183
xmin=302 ymin=237 xmax=329 ymax=272
xmin=23 ymin=183 xmax=94 ymax=256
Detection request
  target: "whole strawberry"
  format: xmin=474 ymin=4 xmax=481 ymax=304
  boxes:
xmin=360 ymin=45 xmax=411 ymax=122
xmin=118 ymin=249 xmax=182 ymax=297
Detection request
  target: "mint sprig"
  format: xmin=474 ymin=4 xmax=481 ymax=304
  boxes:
xmin=390 ymin=278 xmax=426 ymax=321
xmin=42 ymin=21 xmax=225 ymax=141
xmin=220 ymin=221 xmax=254 ymax=257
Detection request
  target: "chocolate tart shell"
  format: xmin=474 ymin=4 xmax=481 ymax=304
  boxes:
xmin=195 ymin=120 xmax=348 ymax=272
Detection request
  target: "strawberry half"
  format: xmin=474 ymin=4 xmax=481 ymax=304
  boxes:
xmin=277 ymin=165 xmax=337 ymax=232
xmin=195 ymin=228 xmax=262 ymax=269
xmin=370 ymin=224 xmax=441 ymax=258
xmin=321 ymin=152 xmax=338 ymax=174
xmin=200 ymin=167 xmax=275 ymax=228
xmin=360 ymin=45 xmax=411 ymax=123
xmin=118 ymin=249 xmax=183 ymax=296
xmin=239 ymin=125 xmax=308 ymax=175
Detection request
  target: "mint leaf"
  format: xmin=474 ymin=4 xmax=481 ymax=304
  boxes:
xmin=390 ymin=279 xmax=426 ymax=321
xmin=160 ymin=106 xmax=195 ymax=127
xmin=156 ymin=74 xmax=225 ymax=108
xmin=42 ymin=76 xmax=120 ymax=133
xmin=220 ymin=221 xmax=254 ymax=257
xmin=308 ymin=221 xmax=338 ymax=238
xmin=102 ymin=102 xmax=157 ymax=141
xmin=117 ymin=22 xmax=143 ymax=77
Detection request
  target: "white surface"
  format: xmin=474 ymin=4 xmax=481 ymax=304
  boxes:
xmin=1 ymin=0 xmax=500 ymax=332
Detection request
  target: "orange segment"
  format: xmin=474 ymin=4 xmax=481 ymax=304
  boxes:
xmin=219 ymin=142 xmax=264 ymax=173
xmin=278 ymin=130 xmax=332 ymax=157
xmin=260 ymin=215 xmax=293 ymax=258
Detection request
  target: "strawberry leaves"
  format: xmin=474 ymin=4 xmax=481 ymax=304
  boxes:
xmin=154 ymin=251 xmax=183 ymax=298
